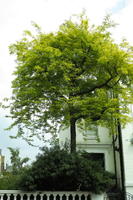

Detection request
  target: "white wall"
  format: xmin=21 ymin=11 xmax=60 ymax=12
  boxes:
xmin=59 ymin=126 xmax=115 ymax=173
xmin=121 ymin=105 xmax=133 ymax=194
xmin=59 ymin=126 xmax=112 ymax=146
xmin=59 ymin=104 xmax=133 ymax=195
xmin=91 ymin=193 xmax=105 ymax=200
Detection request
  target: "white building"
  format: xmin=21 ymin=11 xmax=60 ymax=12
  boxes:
xmin=59 ymin=112 xmax=133 ymax=198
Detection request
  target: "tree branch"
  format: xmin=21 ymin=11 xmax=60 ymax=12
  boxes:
xmin=74 ymin=107 xmax=107 ymax=121
xmin=74 ymin=75 xmax=113 ymax=96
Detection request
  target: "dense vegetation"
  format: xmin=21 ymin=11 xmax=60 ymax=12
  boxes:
xmin=0 ymin=172 xmax=21 ymax=189
xmin=0 ymin=148 xmax=29 ymax=190
xmin=17 ymin=146 xmax=115 ymax=193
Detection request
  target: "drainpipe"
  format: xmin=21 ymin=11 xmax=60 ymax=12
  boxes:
xmin=112 ymin=134 xmax=118 ymax=186
xmin=117 ymin=120 xmax=127 ymax=200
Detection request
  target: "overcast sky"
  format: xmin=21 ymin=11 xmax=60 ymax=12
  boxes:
xmin=0 ymin=0 xmax=132 ymax=164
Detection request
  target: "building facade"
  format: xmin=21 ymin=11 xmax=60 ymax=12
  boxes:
xmin=0 ymin=149 xmax=5 ymax=173
xmin=59 ymin=116 xmax=133 ymax=197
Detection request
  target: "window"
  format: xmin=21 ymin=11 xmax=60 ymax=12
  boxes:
xmin=83 ymin=153 xmax=105 ymax=169
xmin=83 ymin=125 xmax=98 ymax=140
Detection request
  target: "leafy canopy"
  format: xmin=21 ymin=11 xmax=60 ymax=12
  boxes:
xmin=8 ymin=14 xmax=133 ymax=142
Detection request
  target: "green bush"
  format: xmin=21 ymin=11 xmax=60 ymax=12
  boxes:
xmin=17 ymin=146 xmax=115 ymax=193
xmin=0 ymin=168 xmax=30 ymax=190
xmin=0 ymin=172 xmax=21 ymax=189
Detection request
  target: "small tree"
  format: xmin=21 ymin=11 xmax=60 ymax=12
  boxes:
xmin=8 ymin=14 xmax=133 ymax=152
xmin=0 ymin=171 xmax=21 ymax=190
xmin=0 ymin=149 xmax=29 ymax=190
xmin=8 ymin=147 xmax=29 ymax=174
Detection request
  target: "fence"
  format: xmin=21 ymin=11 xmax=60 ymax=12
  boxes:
xmin=0 ymin=191 xmax=92 ymax=200
xmin=126 ymin=192 xmax=133 ymax=200
xmin=104 ymin=192 xmax=133 ymax=200
xmin=1 ymin=190 xmax=133 ymax=200
xmin=104 ymin=193 xmax=123 ymax=200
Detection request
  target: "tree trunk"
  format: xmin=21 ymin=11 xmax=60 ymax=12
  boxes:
xmin=70 ymin=118 xmax=76 ymax=153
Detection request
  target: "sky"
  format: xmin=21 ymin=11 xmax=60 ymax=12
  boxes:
xmin=0 ymin=0 xmax=133 ymax=165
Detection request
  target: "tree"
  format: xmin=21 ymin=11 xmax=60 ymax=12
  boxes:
xmin=17 ymin=145 xmax=115 ymax=193
xmin=8 ymin=147 xmax=29 ymax=174
xmin=0 ymin=171 xmax=22 ymax=190
xmin=8 ymin=14 xmax=133 ymax=152
xmin=0 ymin=148 xmax=29 ymax=190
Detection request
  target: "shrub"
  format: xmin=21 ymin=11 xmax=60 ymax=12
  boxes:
xmin=0 ymin=172 xmax=21 ymax=189
xmin=17 ymin=145 xmax=115 ymax=193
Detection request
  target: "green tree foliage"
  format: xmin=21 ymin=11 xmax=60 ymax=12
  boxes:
xmin=17 ymin=145 xmax=115 ymax=193
xmin=8 ymin=147 xmax=29 ymax=174
xmin=0 ymin=149 xmax=29 ymax=190
xmin=0 ymin=171 xmax=22 ymax=189
xmin=8 ymin=14 xmax=133 ymax=152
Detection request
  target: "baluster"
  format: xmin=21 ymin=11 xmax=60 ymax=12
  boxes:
xmin=0 ymin=194 xmax=4 ymax=200
xmin=14 ymin=194 xmax=17 ymax=200
xmin=60 ymin=194 xmax=63 ymax=200
xmin=27 ymin=194 xmax=31 ymax=200
xmin=34 ymin=194 xmax=37 ymax=200
xmin=7 ymin=194 xmax=10 ymax=200
xmin=65 ymin=194 xmax=69 ymax=200
xmin=40 ymin=194 xmax=43 ymax=200
xmin=20 ymin=194 xmax=23 ymax=200
xmin=47 ymin=194 xmax=50 ymax=200
xmin=84 ymin=194 xmax=88 ymax=200
xmin=78 ymin=194 xmax=81 ymax=200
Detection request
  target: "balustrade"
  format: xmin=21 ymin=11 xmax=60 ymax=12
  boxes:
xmin=0 ymin=191 xmax=91 ymax=200
xmin=126 ymin=192 xmax=133 ymax=200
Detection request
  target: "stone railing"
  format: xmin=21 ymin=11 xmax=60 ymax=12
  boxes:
xmin=126 ymin=192 xmax=133 ymax=200
xmin=104 ymin=192 xmax=133 ymax=200
xmin=0 ymin=190 xmax=105 ymax=200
